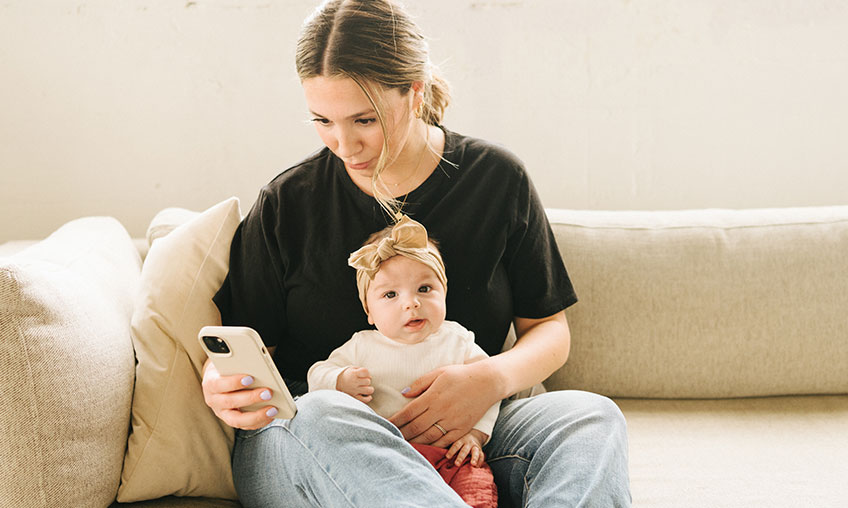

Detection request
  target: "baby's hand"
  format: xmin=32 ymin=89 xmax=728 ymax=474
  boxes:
xmin=336 ymin=366 xmax=374 ymax=404
xmin=445 ymin=429 xmax=488 ymax=467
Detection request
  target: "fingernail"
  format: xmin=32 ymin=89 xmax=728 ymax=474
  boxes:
xmin=260 ymin=390 xmax=272 ymax=400
xmin=400 ymin=387 xmax=411 ymax=394
xmin=241 ymin=376 xmax=254 ymax=386
xmin=266 ymin=407 xmax=278 ymax=417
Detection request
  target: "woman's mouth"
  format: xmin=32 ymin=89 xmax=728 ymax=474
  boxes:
xmin=347 ymin=159 xmax=371 ymax=170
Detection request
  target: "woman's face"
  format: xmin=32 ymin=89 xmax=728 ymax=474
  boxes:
xmin=302 ymin=76 xmax=417 ymax=182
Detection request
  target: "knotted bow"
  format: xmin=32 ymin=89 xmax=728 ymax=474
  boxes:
xmin=348 ymin=215 xmax=447 ymax=314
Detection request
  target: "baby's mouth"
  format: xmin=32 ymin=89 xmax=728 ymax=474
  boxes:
xmin=404 ymin=318 xmax=426 ymax=329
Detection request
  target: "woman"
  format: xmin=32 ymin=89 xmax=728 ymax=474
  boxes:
xmin=203 ymin=0 xmax=631 ymax=506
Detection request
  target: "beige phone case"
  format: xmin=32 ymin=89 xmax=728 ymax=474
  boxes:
xmin=198 ymin=325 xmax=297 ymax=419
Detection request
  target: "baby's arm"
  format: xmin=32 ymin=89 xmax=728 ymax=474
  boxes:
xmin=444 ymin=332 xmax=501 ymax=466
xmin=307 ymin=335 xmax=374 ymax=403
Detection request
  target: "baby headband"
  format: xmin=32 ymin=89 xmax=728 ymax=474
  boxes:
xmin=348 ymin=215 xmax=447 ymax=314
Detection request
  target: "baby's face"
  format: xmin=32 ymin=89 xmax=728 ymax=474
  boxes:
xmin=365 ymin=255 xmax=447 ymax=344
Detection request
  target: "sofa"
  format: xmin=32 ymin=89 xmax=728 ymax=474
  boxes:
xmin=1 ymin=199 xmax=846 ymax=508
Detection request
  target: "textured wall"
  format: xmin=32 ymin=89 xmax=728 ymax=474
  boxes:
xmin=2 ymin=0 xmax=847 ymax=241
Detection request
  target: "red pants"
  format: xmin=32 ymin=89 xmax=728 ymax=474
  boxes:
xmin=411 ymin=443 xmax=498 ymax=508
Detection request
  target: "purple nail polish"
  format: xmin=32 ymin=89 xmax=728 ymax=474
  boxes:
xmin=241 ymin=376 xmax=254 ymax=386
xmin=401 ymin=387 xmax=411 ymax=394
xmin=260 ymin=390 xmax=272 ymax=400
xmin=266 ymin=407 xmax=278 ymax=417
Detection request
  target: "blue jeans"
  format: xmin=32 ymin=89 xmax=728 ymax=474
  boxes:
xmin=231 ymin=390 xmax=631 ymax=507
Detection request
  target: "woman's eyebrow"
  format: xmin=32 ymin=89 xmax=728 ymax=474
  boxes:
xmin=309 ymin=108 xmax=376 ymax=120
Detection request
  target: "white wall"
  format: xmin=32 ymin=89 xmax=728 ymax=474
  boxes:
xmin=2 ymin=0 xmax=847 ymax=242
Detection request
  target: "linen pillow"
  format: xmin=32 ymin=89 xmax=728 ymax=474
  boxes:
xmin=0 ymin=217 xmax=140 ymax=507
xmin=118 ymin=197 xmax=242 ymax=502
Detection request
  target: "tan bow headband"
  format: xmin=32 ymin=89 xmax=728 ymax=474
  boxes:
xmin=348 ymin=215 xmax=447 ymax=315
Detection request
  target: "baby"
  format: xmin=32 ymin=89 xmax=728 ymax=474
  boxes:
xmin=307 ymin=216 xmax=499 ymax=505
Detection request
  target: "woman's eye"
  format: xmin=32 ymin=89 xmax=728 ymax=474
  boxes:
xmin=384 ymin=291 xmax=397 ymax=299
xmin=355 ymin=118 xmax=376 ymax=126
xmin=311 ymin=118 xmax=330 ymax=126
xmin=418 ymin=285 xmax=431 ymax=293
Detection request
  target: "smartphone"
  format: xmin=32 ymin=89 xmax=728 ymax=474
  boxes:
xmin=198 ymin=325 xmax=297 ymax=420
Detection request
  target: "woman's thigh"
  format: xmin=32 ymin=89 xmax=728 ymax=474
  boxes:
xmin=484 ymin=390 xmax=631 ymax=508
xmin=232 ymin=390 xmax=467 ymax=508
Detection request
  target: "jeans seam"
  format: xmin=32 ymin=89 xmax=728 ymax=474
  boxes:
xmin=486 ymin=453 xmax=531 ymax=465
xmin=282 ymin=425 xmax=358 ymax=508
xmin=240 ymin=421 xmax=357 ymax=507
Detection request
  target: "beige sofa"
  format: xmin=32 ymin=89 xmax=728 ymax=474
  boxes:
xmin=2 ymin=202 xmax=846 ymax=508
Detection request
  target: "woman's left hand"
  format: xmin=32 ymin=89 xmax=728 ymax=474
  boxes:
xmin=388 ymin=361 xmax=501 ymax=449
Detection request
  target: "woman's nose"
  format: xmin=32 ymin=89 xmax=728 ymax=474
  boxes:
xmin=335 ymin=128 xmax=360 ymax=158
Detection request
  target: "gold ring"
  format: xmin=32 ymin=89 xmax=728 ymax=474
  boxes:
xmin=432 ymin=422 xmax=448 ymax=435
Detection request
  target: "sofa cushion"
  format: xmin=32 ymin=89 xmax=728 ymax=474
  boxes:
xmin=0 ymin=217 xmax=140 ymax=507
xmin=618 ymin=395 xmax=848 ymax=508
xmin=548 ymin=206 xmax=848 ymax=398
xmin=118 ymin=198 xmax=242 ymax=502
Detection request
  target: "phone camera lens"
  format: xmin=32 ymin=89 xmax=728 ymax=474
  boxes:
xmin=202 ymin=336 xmax=230 ymax=354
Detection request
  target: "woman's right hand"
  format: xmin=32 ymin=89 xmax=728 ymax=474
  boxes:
xmin=201 ymin=358 xmax=278 ymax=430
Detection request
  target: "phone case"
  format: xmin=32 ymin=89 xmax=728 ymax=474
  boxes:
xmin=198 ymin=325 xmax=297 ymax=419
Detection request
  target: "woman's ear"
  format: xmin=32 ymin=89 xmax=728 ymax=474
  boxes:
xmin=410 ymin=81 xmax=425 ymax=107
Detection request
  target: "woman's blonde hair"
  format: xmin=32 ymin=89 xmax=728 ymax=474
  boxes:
xmin=296 ymin=0 xmax=451 ymax=219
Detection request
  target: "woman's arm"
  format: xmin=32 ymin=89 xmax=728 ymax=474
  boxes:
xmin=388 ymin=310 xmax=571 ymax=448
xmin=491 ymin=310 xmax=571 ymax=398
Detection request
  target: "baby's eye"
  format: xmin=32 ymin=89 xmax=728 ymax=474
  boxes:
xmin=383 ymin=291 xmax=397 ymax=299
xmin=418 ymin=285 xmax=431 ymax=293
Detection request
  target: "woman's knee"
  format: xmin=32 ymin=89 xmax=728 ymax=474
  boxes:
xmin=520 ymin=390 xmax=628 ymax=443
xmin=293 ymin=390 xmax=375 ymax=430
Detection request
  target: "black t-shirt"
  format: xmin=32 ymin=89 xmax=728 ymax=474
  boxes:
xmin=213 ymin=128 xmax=577 ymax=390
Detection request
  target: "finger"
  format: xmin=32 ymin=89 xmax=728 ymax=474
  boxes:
xmin=388 ymin=400 xmax=428 ymax=433
xmin=430 ymin=430 xmax=463 ymax=450
xmin=445 ymin=440 xmax=463 ymax=460
xmin=215 ymin=387 xmax=273 ymax=412
xmin=358 ymin=385 xmax=374 ymax=395
xmin=454 ymin=443 xmax=472 ymax=466
xmin=402 ymin=368 xmax=442 ymax=398
xmin=408 ymin=425 xmax=453 ymax=446
xmin=203 ymin=372 xmax=254 ymax=396
xmin=471 ymin=447 xmax=484 ymax=467
xmin=220 ymin=406 xmax=275 ymax=430
xmin=356 ymin=394 xmax=373 ymax=403
xmin=356 ymin=367 xmax=371 ymax=379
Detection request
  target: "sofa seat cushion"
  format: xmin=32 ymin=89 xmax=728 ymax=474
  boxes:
xmin=0 ymin=217 xmax=141 ymax=507
xmin=618 ymin=395 xmax=848 ymax=508
xmin=111 ymin=496 xmax=241 ymax=508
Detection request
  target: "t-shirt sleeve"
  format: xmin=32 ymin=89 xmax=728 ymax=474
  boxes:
xmin=504 ymin=169 xmax=578 ymax=318
xmin=213 ymin=187 xmax=287 ymax=348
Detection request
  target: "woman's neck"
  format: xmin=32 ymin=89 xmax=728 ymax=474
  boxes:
xmin=381 ymin=123 xmax=444 ymax=197
xmin=347 ymin=123 xmax=445 ymax=198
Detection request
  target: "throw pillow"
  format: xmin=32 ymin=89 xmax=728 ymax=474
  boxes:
xmin=117 ymin=197 xmax=242 ymax=502
xmin=0 ymin=217 xmax=140 ymax=507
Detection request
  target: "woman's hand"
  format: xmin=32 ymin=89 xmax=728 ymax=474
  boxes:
xmin=201 ymin=358 xmax=279 ymax=430
xmin=336 ymin=366 xmax=374 ymax=403
xmin=388 ymin=361 xmax=503 ymax=449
